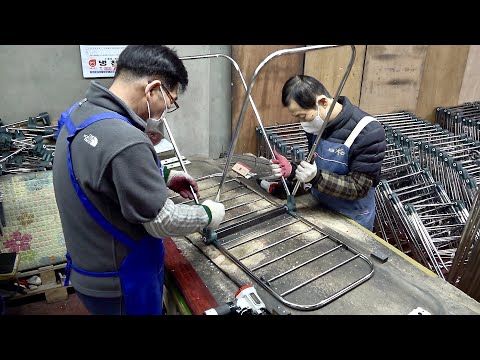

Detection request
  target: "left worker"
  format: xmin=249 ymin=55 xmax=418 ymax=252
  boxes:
xmin=52 ymin=45 xmax=225 ymax=315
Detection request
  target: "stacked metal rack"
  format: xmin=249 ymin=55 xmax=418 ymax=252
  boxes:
xmin=256 ymin=123 xmax=309 ymax=162
xmin=374 ymin=112 xmax=471 ymax=278
xmin=377 ymin=111 xmax=478 ymax=210
xmin=434 ymin=102 xmax=480 ymax=206
xmin=447 ymin=191 xmax=480 ymax=301
xmin=437 ymin=102 xmax=480 ymax=297
xmin=375 ymin=138 xmax=468 ymax=278
xmin=436 ymin=101 xmax=480 ymax=141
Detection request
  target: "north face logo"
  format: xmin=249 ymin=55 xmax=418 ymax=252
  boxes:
xmin=83 ymin=134 xmax=98 ymax=147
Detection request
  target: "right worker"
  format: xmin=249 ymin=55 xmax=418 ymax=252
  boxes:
xmin=270 ymin=75 xmax=386 ymax=231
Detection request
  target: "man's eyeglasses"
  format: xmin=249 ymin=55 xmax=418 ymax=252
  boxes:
xmin=160 ymin=83 xmax=179 ymax=113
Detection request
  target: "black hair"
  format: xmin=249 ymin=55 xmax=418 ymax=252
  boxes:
xmin=114 ymin=45 xmax=188 ymax=93
xmin=281 ymin=75 xmax=331 ymax=109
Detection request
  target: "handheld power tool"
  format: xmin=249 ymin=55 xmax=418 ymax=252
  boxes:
xmin=204 ymin=284 xmax=268 ymax=315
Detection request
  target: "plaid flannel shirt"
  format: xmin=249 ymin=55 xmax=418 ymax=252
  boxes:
xmin=311 ymin=170 xmax=373 ymax=200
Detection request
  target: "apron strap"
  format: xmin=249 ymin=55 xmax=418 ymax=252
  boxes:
xmin=344 ymin=116 xmax=377 ymax=148
xmin=64 ymin=251 xmax=119 ymax=285
xmin=65 ymin=111 xmax=137 ymax=250
xmin=67 ymin=112 xmax=131 ymax=137
xmin=56 ymin=101 xmax=82 ymax=140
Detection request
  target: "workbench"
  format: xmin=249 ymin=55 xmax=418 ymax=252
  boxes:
xmin=164 ymin=155 xmax=480 ymax=315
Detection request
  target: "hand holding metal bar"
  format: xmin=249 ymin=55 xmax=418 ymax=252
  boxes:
xmin=162 ymin=118 xmax=199 ymax=204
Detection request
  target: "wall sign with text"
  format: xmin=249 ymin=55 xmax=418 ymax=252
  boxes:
xmin=79 ymin=45 xmax=127 ymax=78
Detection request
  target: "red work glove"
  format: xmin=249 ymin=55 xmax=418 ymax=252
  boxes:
xmin=270 ymin=149 xmax=292 ymax=179
xmin=164 ymin=168 xmax=199 ymax=200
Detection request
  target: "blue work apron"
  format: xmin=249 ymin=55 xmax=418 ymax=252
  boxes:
xmin=310 ymin=116 xmax=377 ymax=231
xmin=59 ymin=102 xmax=165 ymax=315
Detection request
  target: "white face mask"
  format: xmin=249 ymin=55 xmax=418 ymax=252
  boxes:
xmin=300 ymin=104 xmax=324 ymax=134
xmin=145 ymin=86 xmax=168 ymax=145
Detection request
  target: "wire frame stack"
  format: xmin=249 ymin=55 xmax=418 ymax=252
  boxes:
xmin=436 ymin=101 xmax=480 ymax=141
xmin=447 ymin=191 xmax=480 ymax=301
xmin=374 ymin=112 xmax=473 ymax=278
xmin=256 ymin=123 xmax=309 ymax=162
xmin=434 ymin=102 xmax=480 ymax=208
xmin=375 ymin=138 xmax=413 ymax=251
xmin=377 ymin=112 xmax=479 ymax=211
xmin=375 ymin=137 xmax=468 ymax=278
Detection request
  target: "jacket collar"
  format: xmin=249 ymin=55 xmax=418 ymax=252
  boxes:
xmin=85 ymin=81 xmax=147 ymax=130
xmin=326 ymin=96 xmax=354 ymax=133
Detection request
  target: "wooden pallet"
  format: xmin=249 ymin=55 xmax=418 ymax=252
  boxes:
xmin=9 ymin=263 xmax=72 ymax=303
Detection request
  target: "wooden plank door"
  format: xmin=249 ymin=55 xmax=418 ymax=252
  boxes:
xmin=231 ymin=45 xmax=305 ymax=155
xmin=359 ymin=45 xmax=428 ymax=116
xmin=456 ymin=45 xmax=480 ymax=105
xmin=304 ymin=45 xmax=366 ymax=106
xmin=416 ymin=45 xmax=470 ymax=121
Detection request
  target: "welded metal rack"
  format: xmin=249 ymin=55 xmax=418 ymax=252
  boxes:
xmin=374 ymin=112 xmax=472 ymax=278
xmin=256 ymin=123 xmax=309 ymax=162
xmin=376 ymin=111 xmax=479 ymax=210
xmin=170 ymin=173 xmax=373 ymax=311
xmin=436 ymin=102 xmax=480 ymax=141
xmin=448 ymin=191 xmax=480 ymax=301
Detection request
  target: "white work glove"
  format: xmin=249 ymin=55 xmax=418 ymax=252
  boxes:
xmin=270 ymin=149 xmax=292 ymax=179
xmin=295 ymin=160 xmax=317 ymax=183
xmin=201 ymin=199 xmax=225 ymax=229
xmin=164 ymin=168 xmax=199 ymax=200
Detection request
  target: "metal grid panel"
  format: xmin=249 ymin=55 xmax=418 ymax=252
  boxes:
xmin=170 ymin=174 xmax=374 ymax=311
